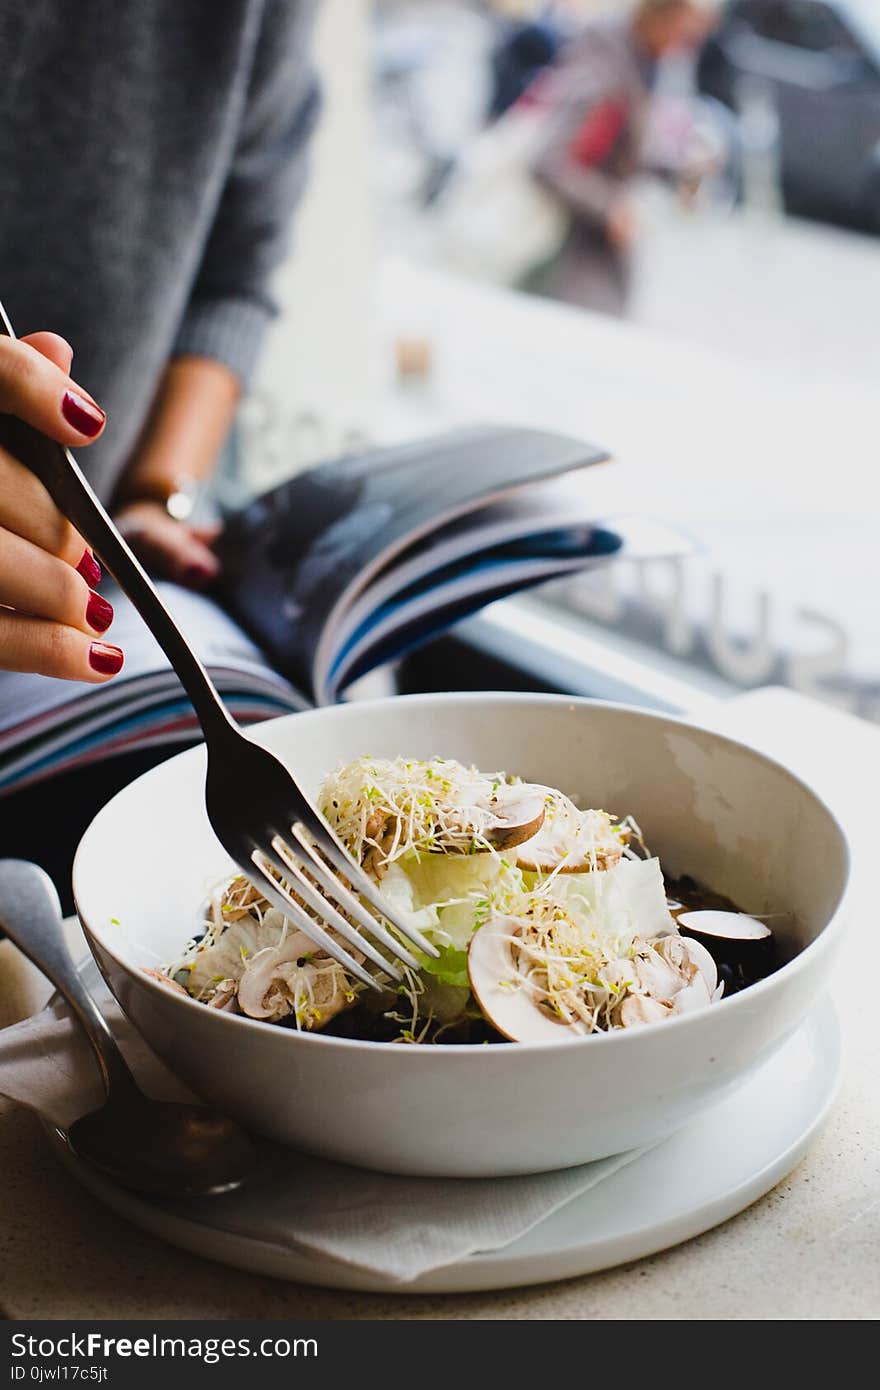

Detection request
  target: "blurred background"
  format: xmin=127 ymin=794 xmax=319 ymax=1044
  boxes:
xmin=245 ymin=0 xmax=880 ymax=722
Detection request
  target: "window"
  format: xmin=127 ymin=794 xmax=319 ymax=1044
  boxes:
xmin=362 ymin=0 xmax=880 ymax=725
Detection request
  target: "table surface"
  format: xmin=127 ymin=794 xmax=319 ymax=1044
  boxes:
xmin=1 ymin=687 xmax=878 ymax=1320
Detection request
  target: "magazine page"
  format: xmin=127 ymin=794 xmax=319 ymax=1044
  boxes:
xmin=1 ymin=673 xmax=306 ymax=795
xmin=3 ymin=687 xmax=302 ymax=795
xmin=328 ymin=547 xmax=622 ymax=698
xmin=0 ymin=583 xmax=307 ymax=795
xmin=329 ymin=472 xmax=609 ymax=668
xmin=324 ymin=514 xmax=690 ymax=698
xmin=215 ymin=425 xmax=609 ymax=697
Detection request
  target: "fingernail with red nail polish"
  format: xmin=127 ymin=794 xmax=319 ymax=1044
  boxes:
xmin=89 ymin=642 xmax=123 ymax=675
xmin=86 ymin=591 xmax=114 ymax=633
xmin=182 ymin=564 xmax=215 ymax=591
xmin=62 ymin=390 xmax=105 ymax=438
xmin=77 ymin=550 xmax=101 ymax=587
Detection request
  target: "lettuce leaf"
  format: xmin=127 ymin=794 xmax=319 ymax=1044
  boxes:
xmin=421 ymin=943 xmax=470 ymax=989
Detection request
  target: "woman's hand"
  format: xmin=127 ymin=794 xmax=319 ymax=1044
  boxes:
xmin=113 ymin=501 xmax=221 ymax=591
xmin=0 ymin=332 xmax=123 ymax=682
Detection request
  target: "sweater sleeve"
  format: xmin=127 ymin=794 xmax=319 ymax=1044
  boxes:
xmin=172 ymin=0 xmax=321 ymax=385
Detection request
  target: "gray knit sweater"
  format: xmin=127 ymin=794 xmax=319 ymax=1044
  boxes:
xmin=0 ymin=0 xmax=320 ymax=500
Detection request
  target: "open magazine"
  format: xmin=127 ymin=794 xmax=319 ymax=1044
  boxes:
xmin=0 ymin=425 xmax=686 ymax=795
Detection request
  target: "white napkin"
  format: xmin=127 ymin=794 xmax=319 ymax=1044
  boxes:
xmin=0 ymin=988 xmax=649 ymax=1284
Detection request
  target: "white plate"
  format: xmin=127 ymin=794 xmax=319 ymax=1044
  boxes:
xmin=45 ymin=1000 xmax=840 ymax=1294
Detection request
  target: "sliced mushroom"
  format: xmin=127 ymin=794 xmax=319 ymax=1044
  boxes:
xmin=514 ymin=792 xmax=624 ymax=874
xmin=655 ymin=932 xmax=718 ymax=994
xmin=185 ymin=910 xmax=290 ymax=998
xmin=671 ymin=971 xmax=712 ymax=1015
xmin=598 ymin=957 xmax=638 ymax=995
xmin=237 ymin=932 xmax=313 ymax=1020
xmin=142 ymin=968 xmax=188 ymax=996
xmin=237 ymin=930 xmax=358 ymax=1028
xmin=467 ymin=914 xmax=588 ymax=1042
xmin=469 ymin=910 xmax=719 ymax=1042
xmin=635 ymin=955 xmax=680 ymax=1001
xmin=218 ymin=875 xmax=269 ymax=922
xmin=618 ymin=994 xmax=672 ymax=1028
xmin=207 ymin=978 xmax=239 ymax=1011
xmin=359 ymin=782 xmax=546 ymax=875
xmin=677 ymin=909 xmax=774 ymax=974
xmin=482 ymin=785 xmax=547 ymax=851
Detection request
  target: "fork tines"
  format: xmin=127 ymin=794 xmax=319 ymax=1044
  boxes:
xmin=244 ymin=817 xmax=439 ymax=993
xmin=246 ymin=851 xmax=385 ymax=990
xmin=288 ymin=820 xmax=439 ymax=958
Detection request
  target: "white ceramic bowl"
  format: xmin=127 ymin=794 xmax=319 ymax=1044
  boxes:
xmin=73 ymin=694 xmax=850 ymax=1178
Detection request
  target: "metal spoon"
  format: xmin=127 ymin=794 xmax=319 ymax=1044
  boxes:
xmin=0 ymin=859 xmax=257 ymax=1198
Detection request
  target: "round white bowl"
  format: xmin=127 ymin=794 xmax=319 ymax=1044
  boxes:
xmin=73 ymin=694 xmax=851 ymax=1178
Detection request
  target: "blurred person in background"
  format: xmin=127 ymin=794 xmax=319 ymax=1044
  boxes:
xmin=529 ymin=0 xmax=715 ymax=314
xmin=488 ymin=5 xmax=570 ymax=120
xmin=0 ymin=1 xmax=319 ymax=683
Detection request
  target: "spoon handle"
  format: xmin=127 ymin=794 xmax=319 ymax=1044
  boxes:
xmin=0 ymin=860 xmax=134 ymax=1095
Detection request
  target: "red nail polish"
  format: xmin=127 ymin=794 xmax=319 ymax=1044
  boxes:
xmin=76 ymin=550 xmax=101 ymax=587
xmin=86 ymin=590 xmax=114 ymax=633
xmin=88 ymin=642 xmax=123 ymax=675
xmin=182 ymin=564 xmax=214 ymax=591
xmin=62 ymin=390 xmax=105 ymax=438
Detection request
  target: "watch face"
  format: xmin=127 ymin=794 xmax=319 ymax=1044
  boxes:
xmin=166 ymin=489 xmax=195 ymax=521
xmin=164 ymin=474 xmax=199 ymax=521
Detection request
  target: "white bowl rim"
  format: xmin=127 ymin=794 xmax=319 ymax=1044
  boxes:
xmin=73 ymin=691 xmax=853 ymax=1058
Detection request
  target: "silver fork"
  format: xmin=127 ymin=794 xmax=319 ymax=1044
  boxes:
xmin=0 ymin=302 xmax=437 ymax=987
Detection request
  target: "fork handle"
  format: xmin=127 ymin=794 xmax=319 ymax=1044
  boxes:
xmin=0 ymin=301 xmax=235 ymax=744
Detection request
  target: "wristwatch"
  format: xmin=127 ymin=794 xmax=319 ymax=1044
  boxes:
xmin=116 ymin=473 xmax=200 ymax=521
